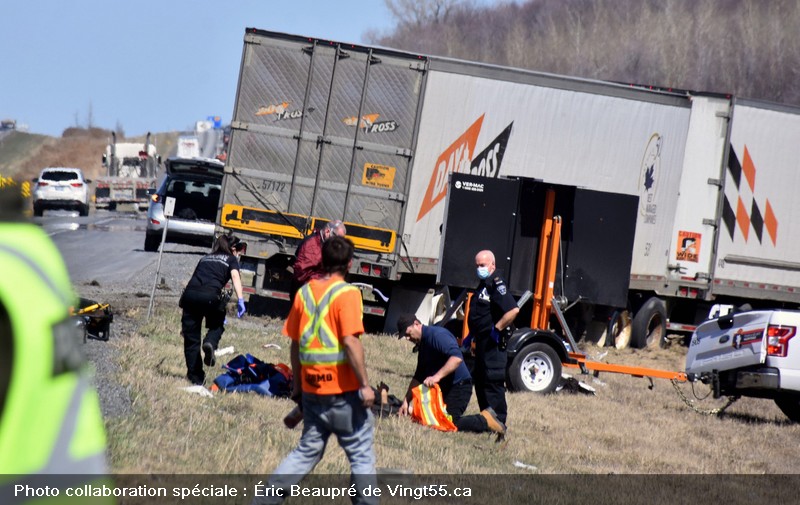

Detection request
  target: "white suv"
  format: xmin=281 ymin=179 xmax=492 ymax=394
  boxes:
xmin=33 ymin=167 xmax=91 ymax=216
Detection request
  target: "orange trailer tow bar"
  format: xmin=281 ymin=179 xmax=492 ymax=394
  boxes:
xmin=562 ymin=353 xmax=687 ymax=382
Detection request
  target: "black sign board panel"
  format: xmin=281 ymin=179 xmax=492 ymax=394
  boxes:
xmin=562 ymin=189 xmax=638 ymax=308
xmin=439 ymin=173 xmax=637 ymax=309
xmin=438 ymin=174 xmax=520 ymax=290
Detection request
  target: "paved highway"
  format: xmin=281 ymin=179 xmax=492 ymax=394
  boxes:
xmin=36 ymin=209 xmax=204 ymax=289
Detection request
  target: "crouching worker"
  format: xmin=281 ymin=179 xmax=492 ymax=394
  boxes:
xmin=396 ymin=314 xmax=506 ymax=435
xmin=179 ymin=234 xmax=246 ymax=386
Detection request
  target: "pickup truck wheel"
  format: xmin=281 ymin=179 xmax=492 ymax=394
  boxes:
xmin=79 ymin=204 xmax=89 ymax=217
xmin=508 ymin=342 xmax=562 ymax=394
xmin=144 ymin=234 xmax=160 ymax=252
xmin=774 ymin=395 xmax=800 ymax=423
xmin=631 ymin=297 xmax=667 ymax=349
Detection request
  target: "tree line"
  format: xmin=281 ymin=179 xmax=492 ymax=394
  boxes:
xmin=369 ymin=0 xmax=800 ymax=105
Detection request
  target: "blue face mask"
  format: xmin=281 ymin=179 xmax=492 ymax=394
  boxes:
xmin=477 ymin=266 xmax=490 ymax=279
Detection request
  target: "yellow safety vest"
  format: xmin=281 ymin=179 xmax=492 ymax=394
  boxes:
xmin=0 ymin=223 xmax=112 ymax=503
xmin=410 ymin=384 xmax=457 ymax=432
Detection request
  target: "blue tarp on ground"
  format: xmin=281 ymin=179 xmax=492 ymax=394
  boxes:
xmin=213 ymin=353 xmax=291 ymax=397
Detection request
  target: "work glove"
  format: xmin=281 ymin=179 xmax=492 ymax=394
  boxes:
xmin=237 ymin=298 xmax=246 ymax=318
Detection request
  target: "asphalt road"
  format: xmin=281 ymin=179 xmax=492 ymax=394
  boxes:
xmin=38 ymin=210 xmax=150 ymax=284
xmin=36 ymin=208 xmax=206 ymax=298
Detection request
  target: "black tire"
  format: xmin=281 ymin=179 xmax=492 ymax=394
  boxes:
xmin=33 ymin=203 xmax=43 ymax=217
xmin=508 ymin=342 xmax=562 ymax=394
xmin=631 ymin=297 xmax=667 ymax=349
xmin=79 ymin=203 xmax=89 ymax=217
xmin=144 ymin=234 xmax=160 ymax=252
xmin=605 ymin=310 xmax=622 ymax=347
xmin=775 ymin=395 xmax=800 ymax=423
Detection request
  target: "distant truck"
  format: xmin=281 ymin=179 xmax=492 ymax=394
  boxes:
xmin=176 ymin=135 xmax=200 ymax=158
xmin=686 ymin=308 xmax=800 ymax=422
xmin=0 ymin=119 xmax=16 ymax=130
xmin=95 ymin=132 xmax=160 ymax=211
xmin=217 ymin=28 xmax=800 ymax=345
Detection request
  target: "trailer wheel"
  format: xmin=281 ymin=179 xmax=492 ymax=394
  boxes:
xmin=144 ymin=234 xmax=160 ymax=252
xmin=631 ymin=297 xmax=667 ymax=349
xmin=774 ymin=395 xmax=800 ymax=423
xmin=508 ymin=343 xmax=562 ymax=394
xmin=605 ymin=310 xmax=632 ymax=349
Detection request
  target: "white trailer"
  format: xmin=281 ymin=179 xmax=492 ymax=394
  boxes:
xmin=645 ymin=96 xmax=800 ymax=345
xmin=218 ymin=29 xmax=800 ymax=347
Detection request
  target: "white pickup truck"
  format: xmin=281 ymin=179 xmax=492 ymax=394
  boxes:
xmin=686 ymin=309 xmax=800 ymax=422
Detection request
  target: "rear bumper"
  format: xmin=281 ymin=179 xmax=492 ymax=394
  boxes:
xmin=735 ymin=367 xmax=780 ymax=390
xmin=146 ymin=217 xmax=215 ymax=247
xmin=95 ymin=178 xmax=154 ymax=204
xmin=34 ymin=198 xmax=85 ymax=209
xmin=149 ymin=229 xmax=214 ymax=248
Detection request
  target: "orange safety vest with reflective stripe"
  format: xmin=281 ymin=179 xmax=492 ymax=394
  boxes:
xmin=296 ymin=279 xmax=362 ymax=395
xmin=410 ymin=384 xmax=457 ymax=432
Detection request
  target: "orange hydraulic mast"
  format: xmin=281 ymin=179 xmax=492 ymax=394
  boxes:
xmin=531 ymin=189 xmax=561 ymax=330
xmin=529 ymin=188 xmax=687 ymax=383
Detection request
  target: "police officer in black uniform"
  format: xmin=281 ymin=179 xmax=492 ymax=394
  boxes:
xmin=467 ymin=249 xmax=519 ymax=426
xmin=180 ymin=234 xmax=246 ymax=385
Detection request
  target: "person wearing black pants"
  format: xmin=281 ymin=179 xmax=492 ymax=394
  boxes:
xmin=180 ymin=235 xmax=246 ymax=385
xmin=467 ymin=250 xmax=519 ymax=428
xmin=396 ymin=314 xmax=505 ymax=434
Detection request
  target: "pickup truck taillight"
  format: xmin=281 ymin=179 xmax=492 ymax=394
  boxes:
xmin=767 ymin=325 xmax=796 ymax=357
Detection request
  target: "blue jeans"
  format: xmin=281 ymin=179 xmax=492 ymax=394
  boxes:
xmin=256 ymin=391 xmax=377 ymax=505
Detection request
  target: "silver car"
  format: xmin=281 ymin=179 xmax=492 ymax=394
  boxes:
xmin=32 ymin=167 xmax=91 ymax=216
xmin=144 ymin=157 xmax=223 ymax=252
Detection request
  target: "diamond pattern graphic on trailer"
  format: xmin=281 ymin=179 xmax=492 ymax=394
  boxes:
xmin=723 ymin=144 xmax=778 ymax=246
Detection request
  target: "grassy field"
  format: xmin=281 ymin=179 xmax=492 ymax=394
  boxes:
xmin=105 ymin=302 xmax=800 ymax=478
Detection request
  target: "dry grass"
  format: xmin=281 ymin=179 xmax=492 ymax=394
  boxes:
xmin=2 ymin=129 xmax=182 ymax=182
xmin=105 ymin=304 xmax=800 ymax=476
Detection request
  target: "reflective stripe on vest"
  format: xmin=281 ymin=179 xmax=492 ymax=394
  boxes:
xmin=0 ymin=224 xmax=109 ymax=499
xmin=410 ymin=384 xmax=457 ymax=432
xmin=297 ymin=281 xmax=352 ymax=365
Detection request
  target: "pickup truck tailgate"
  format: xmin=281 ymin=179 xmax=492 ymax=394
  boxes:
xmin=685 ymin=311 xmax=769 ymax=374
